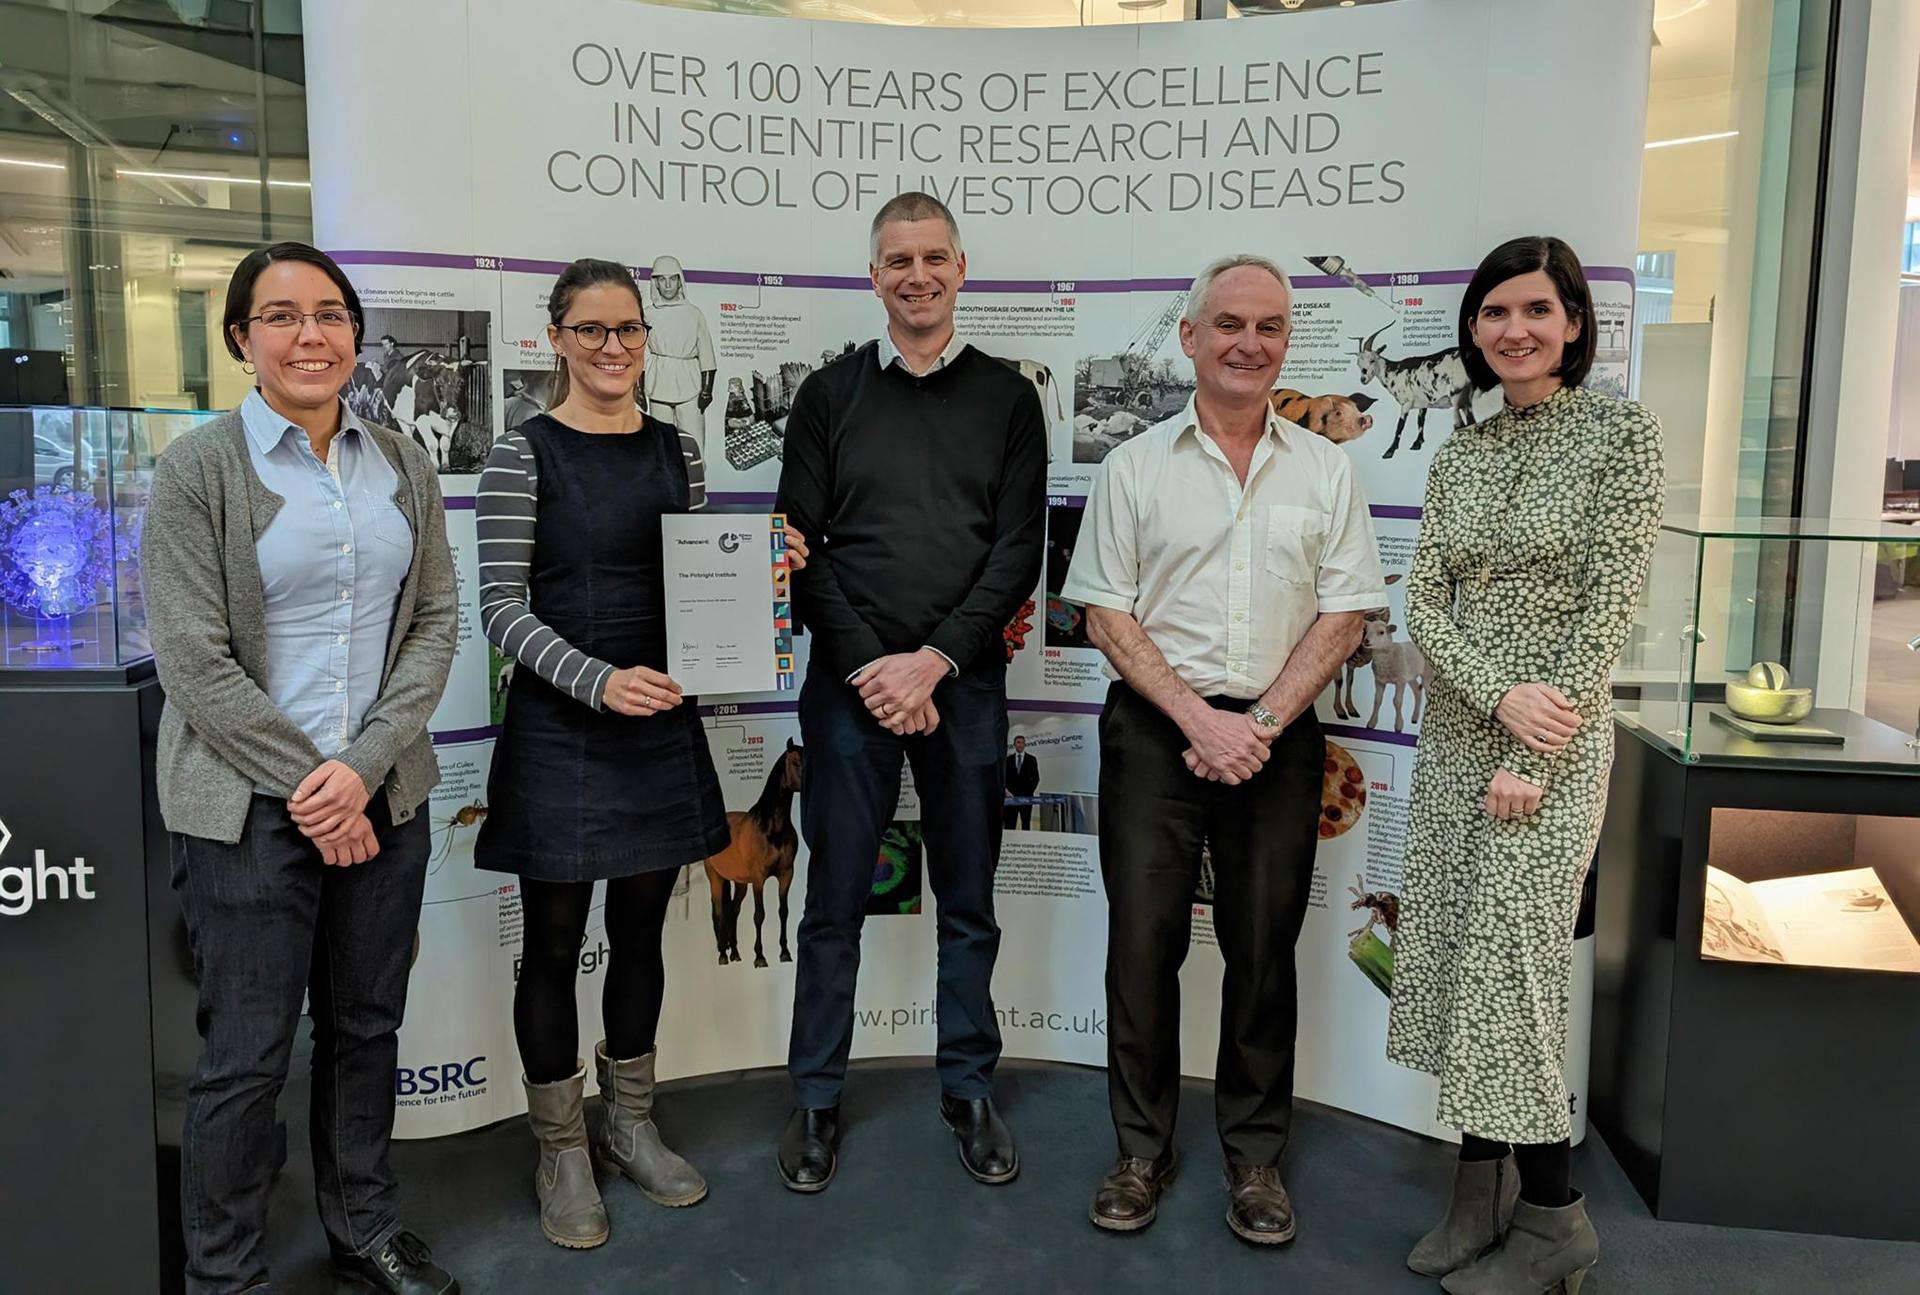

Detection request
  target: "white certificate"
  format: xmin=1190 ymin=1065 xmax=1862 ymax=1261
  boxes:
xmin=662 ymin=513 xmax=794 ymax=697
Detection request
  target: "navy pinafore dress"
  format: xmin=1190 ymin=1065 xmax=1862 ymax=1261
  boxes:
xmin=475 ymin=413 xmax=730 ymax=881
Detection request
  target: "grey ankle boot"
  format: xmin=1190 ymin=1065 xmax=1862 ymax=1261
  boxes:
xmin=524 ymin=1068 xmax=610 ymax=1249
xmin=1408 ymin=1153 xmax=1521 ymax=1275
xmin=1440 ymin=1191 xmax=1599 ymax=1294
xmin=594 ymin=1042 xmax=708 ymax=1207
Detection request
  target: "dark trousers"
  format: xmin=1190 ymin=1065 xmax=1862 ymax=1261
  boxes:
xmin=788 ymin=670 xmax=1007 ymax=1107
xmin=171 ymin=794 xmax=429 ymax=1294
xmin=1098 ymin=683 xmax=1323 ymax=1166
xmin=1003 ymin=803 xmax=1032 ymax=830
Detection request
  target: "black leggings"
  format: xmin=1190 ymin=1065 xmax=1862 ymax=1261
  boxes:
xmin=514 ymin=871 xmax=679 ymax=1085
xmin=1460 ymin=1133 xmax=1572 ymax=1208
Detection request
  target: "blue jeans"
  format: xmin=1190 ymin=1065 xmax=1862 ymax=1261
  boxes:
xmin=170 ymin=794 xmax=429 ymax=1294
xmin=787 ymin=670 xmax=1008 ymax=1108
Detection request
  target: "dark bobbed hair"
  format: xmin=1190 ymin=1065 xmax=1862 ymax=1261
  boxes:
xmin=546 ymin=258 xmax=647 ymax=407
xmin=1457 ymin=235 xmax=1595 ymax=392
xmin=222 ymin=241 xmax=365 ymax=362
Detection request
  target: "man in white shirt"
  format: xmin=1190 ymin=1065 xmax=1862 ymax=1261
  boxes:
xmin=1062 ymin=254 xmax=1387 ymax=1246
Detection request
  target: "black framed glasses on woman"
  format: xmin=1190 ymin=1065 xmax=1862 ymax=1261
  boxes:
xmin=246 ymin=308 xmax=358 ymax=330
xmin=555 ymin=322 xmax=648 ymax=349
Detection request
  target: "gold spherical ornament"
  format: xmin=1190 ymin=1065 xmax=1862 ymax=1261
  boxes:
xmin=1746 ymin=661 xmax=1790 ymax=690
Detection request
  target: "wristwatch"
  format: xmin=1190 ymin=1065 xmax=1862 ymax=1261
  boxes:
xmin=1248 ymin=703 xmax=1281 ymax=731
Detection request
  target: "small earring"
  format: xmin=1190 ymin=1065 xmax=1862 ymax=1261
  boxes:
xmin=242 ymin=361 xmax=256 ymax=375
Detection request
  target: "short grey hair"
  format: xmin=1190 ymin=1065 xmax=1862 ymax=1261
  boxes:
xmin=869 ymin=191 xmax=964 ymax=262
xmin=1184 ymin=255 xmax=1293 ymax=325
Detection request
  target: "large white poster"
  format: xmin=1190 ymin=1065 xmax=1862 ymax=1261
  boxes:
xmin=304 ymin=0 xmax=1651 ymax=1139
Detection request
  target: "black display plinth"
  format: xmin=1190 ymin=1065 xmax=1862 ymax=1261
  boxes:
xmin=1591 ymin=716 xmax=1920 ymax=1243
xmin=0 ymin=662 xmax=197 ymax=1293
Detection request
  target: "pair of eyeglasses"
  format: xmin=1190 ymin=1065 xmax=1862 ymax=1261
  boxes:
xmin=247 ymin=308 xmax=357 ymax=331
xmin=556 ymin=322 xmax=648 ymax=349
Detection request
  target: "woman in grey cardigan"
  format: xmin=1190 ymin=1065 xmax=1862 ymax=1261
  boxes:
xmin=142 ymin=242 xmax=459 ymax=1295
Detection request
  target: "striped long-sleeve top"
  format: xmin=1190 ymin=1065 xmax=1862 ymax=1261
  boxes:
xmin=476 ymin=418 xmax=707 ymax=711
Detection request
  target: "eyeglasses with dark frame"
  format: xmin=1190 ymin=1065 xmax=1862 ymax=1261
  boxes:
xmin=555 ymin=321 xmax=649 ymax=350
xmin=246 ymin=308 xmax=358 ymax=331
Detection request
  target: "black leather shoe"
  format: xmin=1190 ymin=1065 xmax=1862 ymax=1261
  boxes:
xmin=1089 ymin=1152 xmax=1175 ymax=1232
xmin=777 ymin=1106 xmax=840 ymax=1193
xmin=939 ymin=1094 xmax=1018 ymax=1184
xmin=1225 ymin=1163 xmax=1297 ymax=1245
xmin=332 ymin=1230 xmax=459 ymax=1293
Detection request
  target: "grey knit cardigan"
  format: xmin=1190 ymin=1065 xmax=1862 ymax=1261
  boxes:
xmin=141 ymin=407 xmax=458 ymax=843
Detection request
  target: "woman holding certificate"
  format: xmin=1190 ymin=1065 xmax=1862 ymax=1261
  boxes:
xmin=474 ymin=258 xmax=805 ymax=1250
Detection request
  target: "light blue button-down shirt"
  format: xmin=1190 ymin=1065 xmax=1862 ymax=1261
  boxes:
xmin=241 ymin=390 xmax=412 ymax=783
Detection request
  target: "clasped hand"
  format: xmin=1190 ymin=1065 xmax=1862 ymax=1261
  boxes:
xmin=1483 ymin=767 xmax=1544 ymax=820
xmin=290 ymin=759 xmax=380 ymax=867
xmin=853 ymin=649 xmax=950 ymax=736
xmin=1180 ymin=708 xmax=1274 ymax=785
xmin=1495 ymin=682 xmax=1580 ymax=756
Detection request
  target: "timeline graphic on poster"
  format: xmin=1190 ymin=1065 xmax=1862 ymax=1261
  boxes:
xmin=308 ymin=0 xmax=1651 ymax=1141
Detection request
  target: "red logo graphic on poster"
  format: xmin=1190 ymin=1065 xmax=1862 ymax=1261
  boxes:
xmin=1001 ymin=598 xmax=1036 ymax=664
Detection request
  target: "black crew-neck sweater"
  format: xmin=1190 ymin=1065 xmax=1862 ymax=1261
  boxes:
xmin=775 ymin=341 xmax=1046 ymax=685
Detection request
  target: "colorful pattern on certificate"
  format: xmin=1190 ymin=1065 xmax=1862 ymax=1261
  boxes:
xmin=771 ymin=513 xmax=795 ymax=691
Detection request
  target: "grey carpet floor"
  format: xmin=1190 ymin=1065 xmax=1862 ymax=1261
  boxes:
xmin=261 ymin=1055 xmax=1920 ymax=1294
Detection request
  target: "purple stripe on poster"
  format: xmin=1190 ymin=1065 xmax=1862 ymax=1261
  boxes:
xmin=697 ymin=699 xmax=801 ymax=718
xmin=498 ymin=256 xmax=571 ymax=276
xmin=1370 ymin=504 xmax=1423 ymax=520
xmin=443 ymin=496 xmax=475 ymax=511
xmin=1324 ymin=721 xmax=1420 ymax=749
xmin=1007 ymin=699 xmax=1106 ymax=715
xmin=432 ymin=725 xmax=499 ymax=745
xmin=710 ymin=491 xmax=779 ymax=507
xmin=320 ymin=250 xmax=1632 ymax=293
xmin=327 ymin=249 xmax=476 ymax=270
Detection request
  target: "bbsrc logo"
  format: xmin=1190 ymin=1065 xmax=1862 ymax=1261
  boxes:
xmin=395 ymin=1055 xmax=489 ymax=1105
xmin=0 ymin=816 xmax=97 ymax=918
xmin=718 ymin=532 xmax=742 ymax=555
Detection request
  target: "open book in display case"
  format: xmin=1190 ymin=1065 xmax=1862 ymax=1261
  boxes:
xmin=1591 ymin=518 xmax=1920 ymax=1244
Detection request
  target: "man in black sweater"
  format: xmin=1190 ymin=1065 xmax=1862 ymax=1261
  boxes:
xmin=1004 ymin=735 xmax=1041 ymax=829
xmin=774 ymin=192 xmax=1046 ymax=1194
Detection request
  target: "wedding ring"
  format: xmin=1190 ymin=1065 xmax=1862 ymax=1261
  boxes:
xmin=881 ymin=702 xmax=893 ymax=716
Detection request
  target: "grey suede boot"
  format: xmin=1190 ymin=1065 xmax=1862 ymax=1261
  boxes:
xmin=594 ymin=1042 xmax=708 ymax=1207
xmin=1408 ymin=1153 xmax=1521 ymax=1275
xmin=523 ymin=1068 xmax=610 ymax=1249
xmin=1440 ymin=1191 xmax=1599 ymax=1294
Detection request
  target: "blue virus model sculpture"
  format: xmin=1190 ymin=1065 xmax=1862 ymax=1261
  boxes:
xmin=0 ymin=486 xmax=117 ymax=646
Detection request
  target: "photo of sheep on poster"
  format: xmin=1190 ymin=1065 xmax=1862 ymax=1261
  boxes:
xmin=346 ymin=308 xmax=492 ymax=474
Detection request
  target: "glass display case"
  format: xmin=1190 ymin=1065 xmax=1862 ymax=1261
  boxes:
xmin=0 ymin=406 xmax=215 ymax=669
xmin=1614 ymin=518 xmax=1920 ymax=772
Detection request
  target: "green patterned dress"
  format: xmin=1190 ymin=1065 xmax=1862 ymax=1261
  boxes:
xmin=1385 ymin=383 xmax=1664 ymax=1144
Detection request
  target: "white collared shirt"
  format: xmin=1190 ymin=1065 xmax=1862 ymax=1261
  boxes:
xmin=877 ymin=327 xmax=968 ymax=377
xmin=1061 ymin=395 xmax=1388 ymax=699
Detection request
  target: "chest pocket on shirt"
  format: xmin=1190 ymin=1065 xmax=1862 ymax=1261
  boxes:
xmin=1264 ymin=504 xmax=1328 ymax=586
xmin=366 ymin=488 xmax=413 ymax=549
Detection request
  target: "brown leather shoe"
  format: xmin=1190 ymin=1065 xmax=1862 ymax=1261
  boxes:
xmin=1225 ymin=1163 xmax=1296 ymax=1245
xmin=1089 ymin=1153 xmax=1176 ymax=1232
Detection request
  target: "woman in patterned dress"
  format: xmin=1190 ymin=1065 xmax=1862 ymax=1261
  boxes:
xmin=1386 ymin=236 xmax=1663 ymax=1294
